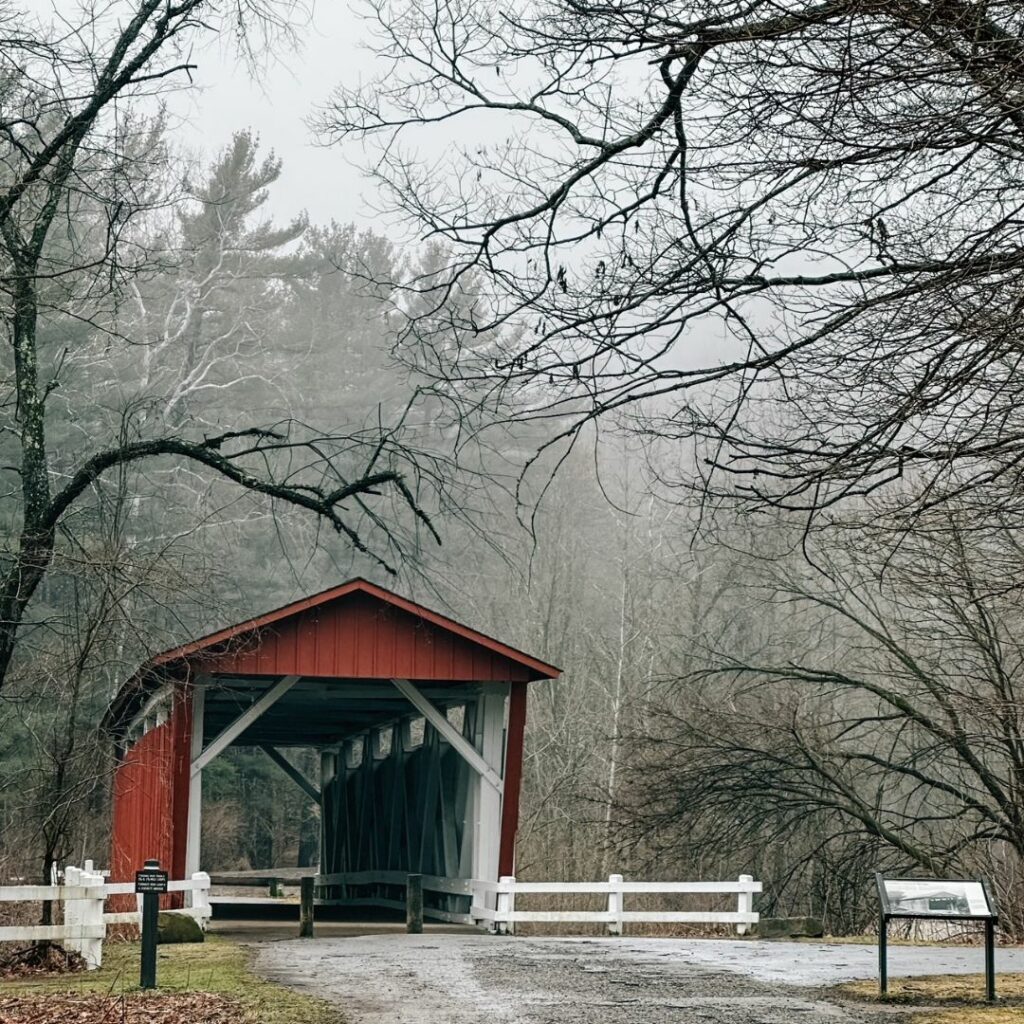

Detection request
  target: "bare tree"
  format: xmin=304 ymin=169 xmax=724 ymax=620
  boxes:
xmin=623 ymin=514 xmax=1024 ymax=934
xmin=116 ymin=130 xmax=308 ymax=429
xmin=0 ymin=2 xmax=440 ymax=695
xmin=322 ymin=0 xmax=1024 ymax=521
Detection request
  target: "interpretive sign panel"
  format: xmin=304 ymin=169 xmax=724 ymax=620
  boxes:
xmin=879 ymin=878 xmax=993 ymax=919
xmin=875 ymin=873 xmax=998 ymax=1001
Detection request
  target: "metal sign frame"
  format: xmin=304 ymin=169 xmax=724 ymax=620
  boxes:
xmin=875 ymin=872 xmax=998 ymax=1001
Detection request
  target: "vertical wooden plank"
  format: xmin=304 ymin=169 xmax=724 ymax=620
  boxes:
xmin=417 ymin=726 xmax=442 ymax=874
xmin=320 ymin=750 xmax=338 ymax=882
xmin=471 ymin=688 xmax=506 ymax=888
xmin=316 ymin=604 xmax=332 ymax=675
xmin=736 ymin=874 xmax=753 ymax=935
xmin=299 ymin=877 xmax=315 ymax=938
xmin=169 ymin=686 xmax=192 ymax=890
xmin=185 ymin=685 xmax=205 ymax=878
xmin=406 ymin=874 xmax=423 ymax=933
xmin=385 ymin=723 xmax=408 ymax=870
xmin=607 ymin=874 xmax=624 ymax=935
xmin=498 ymin=682 xmax=528 ymax=877
xmin=458 ymin=701 xmax=478 ymax=878
xmin=438 ymin=744 xmax=460 ymax=880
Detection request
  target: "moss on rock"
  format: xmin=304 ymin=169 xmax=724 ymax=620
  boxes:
xmin=156 ymin=913 xmax=204 ymax=944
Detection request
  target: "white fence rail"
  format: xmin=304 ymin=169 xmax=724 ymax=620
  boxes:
xmin=313 ymin=870 xmax=760 ymax=934
xmin=0 ymin=864 xmax=212 ymax=969
xmin=474 ymin=874 xmax=761 ymax=935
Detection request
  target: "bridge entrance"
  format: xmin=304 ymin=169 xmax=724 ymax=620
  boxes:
xmin=102 ymin=579 xmax=560 ymax=920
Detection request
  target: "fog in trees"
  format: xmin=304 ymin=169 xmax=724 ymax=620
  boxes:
xmin=2 ymin=0 xmax=1023 ymax=943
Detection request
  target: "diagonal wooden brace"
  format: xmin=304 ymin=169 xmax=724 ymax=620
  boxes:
xmin=191 ymin=675 xmax=300 ymax=775
xmin=260 ymin=745 xmax=322 ymax=803
xmin=392 ymin=678 xmax=504 ymax=793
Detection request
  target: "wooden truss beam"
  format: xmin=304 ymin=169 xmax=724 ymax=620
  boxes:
xmin=260 ymin=745 xmax=322 ymax=803
xmin=192 ymin=675 xmax=300 ymax=775
xmin=391 ymin=678 xmax=503 ymax=793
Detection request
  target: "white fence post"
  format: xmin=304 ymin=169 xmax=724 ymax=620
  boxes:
xmin=607 ymin=874 xmax=624 ymax=936
xmin=63 ymin=866 xmax=81 ymax=957
xmin=190 ymin=871 xmax=212 ymax=930
xmin=736 ymin=874 xmax=754 ymax=935
xmin=79 ymin=867 xmax=105 ymax=969
xmin=496 ymin=875 xmax=515 ymax=936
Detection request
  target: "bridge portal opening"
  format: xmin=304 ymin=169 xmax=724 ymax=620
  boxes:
xmin=102 ymin=579 xmax=559 ymax=921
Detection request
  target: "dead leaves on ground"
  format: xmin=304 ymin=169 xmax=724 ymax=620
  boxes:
xmin=0 ymin=944 xmax=86 ymax=978
xmin=0 ymin=992 xmax=242 ymax=1023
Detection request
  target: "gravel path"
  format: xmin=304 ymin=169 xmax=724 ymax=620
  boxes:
xmin=254 ymin=934 xmax=919 ymax=1023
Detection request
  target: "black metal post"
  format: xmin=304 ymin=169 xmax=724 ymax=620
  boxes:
xmin=878 ymin=912 xmax=888 ymax=996
xmin=985 ymin=918 xmax=996 ymax=1002
xmin=139 ymin=858 xmax=160 ymax=990
xmin=406 ymin=874 xmax=423 ymax=934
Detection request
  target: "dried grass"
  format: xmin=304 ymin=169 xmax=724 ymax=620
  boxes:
xmin=836 ymin=971 xmax=1024 ymax=1023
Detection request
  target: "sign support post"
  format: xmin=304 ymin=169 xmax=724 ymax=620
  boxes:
xmin=986 ymin=917 xmax=996 ymax=1002
xmin=878 ymin=904 xmax=888 ymax=995
xmin=136 ymin=858 xmax=169 ymax=990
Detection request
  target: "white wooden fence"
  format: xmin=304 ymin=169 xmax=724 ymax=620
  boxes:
xmin=475 ymin=874 xmax=761 ymax=935
xmin=314 ymin=870 xmax=760 ymax=934
xmin=0 ymin=864 xmax=212 ymax=969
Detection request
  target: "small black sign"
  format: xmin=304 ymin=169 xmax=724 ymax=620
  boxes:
xmin=135 ymin=869 xmax=169 ymax=894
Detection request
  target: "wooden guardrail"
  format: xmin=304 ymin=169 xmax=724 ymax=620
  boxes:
xmin=311 ymin=870 xmax=761 ymax=934
xmin=314 ymin=870 xmax=475 ymax=924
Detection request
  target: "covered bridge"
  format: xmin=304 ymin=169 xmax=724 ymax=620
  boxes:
xmin=102 ymin=578 xmax=560 ymax=906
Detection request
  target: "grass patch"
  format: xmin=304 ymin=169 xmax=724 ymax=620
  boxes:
xmin=0 ymin=936 xmax=341 ymax=1024
xmin=836 ymin=972 xmax=1024 ymax=1023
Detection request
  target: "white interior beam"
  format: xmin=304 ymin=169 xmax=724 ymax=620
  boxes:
xmin=260 ymin=745 xmax=321 ymax=803
xmin=185 ymin=682 xmax=206 ymax=877
xmin=472 ymin=690 xmax=507 ymax=888
xmin=191 ymin=675 xmax=300 ymax=775
xmin=126 ymin=682 xmax=172 ymax=740
xmin=392 ymin=678 xmax=503 ymax=793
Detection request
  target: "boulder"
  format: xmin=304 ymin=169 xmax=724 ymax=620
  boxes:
xmin=156 ymin=912 xmax=204 ymax=944
xmin=756 ymin=916 xmax=824 ymax=939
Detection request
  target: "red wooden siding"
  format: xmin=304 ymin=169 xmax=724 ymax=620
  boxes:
xmin=195 ymin=591 xmax=536 ymax=682
xmin=110 ymin=690 xmax=191 ymax=905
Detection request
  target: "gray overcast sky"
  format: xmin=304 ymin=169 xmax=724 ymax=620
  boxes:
xmin=28 ymin=1 xmax=380 ymax=227
xmin=177 ymin=3 xmax=375 ymax=226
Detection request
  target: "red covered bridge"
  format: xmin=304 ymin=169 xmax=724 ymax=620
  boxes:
xmin=102 ymin=579 xmax=560 ymax=910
